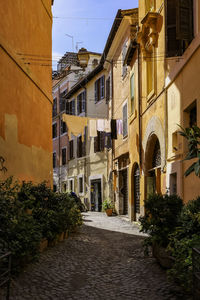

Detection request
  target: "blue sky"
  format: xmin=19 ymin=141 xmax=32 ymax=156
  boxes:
xmin=52 ymin=0 xmax=138 ymax=68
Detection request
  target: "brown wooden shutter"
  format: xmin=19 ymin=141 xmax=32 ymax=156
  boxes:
xmin=100 ymin=132 xmax=105 ymax=151
xmin=95 ymin=81 xmax=98 ymax=103
xmin=176 ymin=0 xmax=193 ymax=41
xmin=66 ymin=100 xmax=69 ymax=114
xmin=166 ymin=0 xmax=179 ymax=57
xmin=94 ymin=136 xmax=98 ymax=153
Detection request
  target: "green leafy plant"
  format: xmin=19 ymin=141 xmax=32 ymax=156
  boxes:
xmin=178 ymin=125 xmax=200 ymax=177
xmin=139 ymin=193 xmax=183 ymax=253
xmin=102 ymin=198 xmax=114 ymax=211
xmin=167 ymin=197 xmax=200 ymax=292
xmin=0 ymin=177 xmax=83 ymax=274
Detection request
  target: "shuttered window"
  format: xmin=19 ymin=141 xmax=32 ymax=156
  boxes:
xmin=106 ymin=77 xmax=110 ymax=103
xmin=60 ymin=120 xmax=67 ymax=135
xmin=123 ymin=103 xmax=128 ymax=138
xmin=130 ymin=73 xmax=135 ymax=113
xmin=66 ymin=99 xmax=75 ymax=115
xmin=94 ymin=75 xmax=105 ymax=103
xmin=69 ymin=140 xmax=74 ymax=159
xmin=122 ymin=41 xmax=128 ymax=78
xmin=94 ymin=131 xmax=105 ymax=152
xmin=53 ymin=98 xmax=57 ymax=117
xmin=77 ymin=90 xmax=86 ymax=115
xmin=166 ymin=0 xmax=193 ymax=57
xmin=53 ymin=152 xmax=56 ymax=168
xmin=62 ymin=148 xmax=66 ymax=165
xmin=77 ymin=136 xmax=82 ymax=158
xmin=52 ymin=123 xmax=57 ymax=138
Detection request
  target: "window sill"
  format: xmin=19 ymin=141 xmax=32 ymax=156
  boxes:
xmin=147 ymin=89 xmax=155 ymax=102
xmin=129 ymin=109 xmax=137 ymax=124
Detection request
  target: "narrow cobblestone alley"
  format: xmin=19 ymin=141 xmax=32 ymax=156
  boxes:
xmin=1 ymin=212 xmax=190 ymax=300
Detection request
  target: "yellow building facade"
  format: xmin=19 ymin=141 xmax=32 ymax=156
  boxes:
xmin=128 ymin=0 xmax=200 ymax=221
xmin=0 ymin=0 xmax=53 ymax=183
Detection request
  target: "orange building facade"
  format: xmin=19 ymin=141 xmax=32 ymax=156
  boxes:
xmin=0 ymin=0 xmax=54 ymax=184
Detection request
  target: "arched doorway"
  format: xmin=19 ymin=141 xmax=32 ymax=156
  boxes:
xmin=133 ymin=163 xmax=140 ymax=220
xmin=145 ymin=135 xmax=161 ymax=196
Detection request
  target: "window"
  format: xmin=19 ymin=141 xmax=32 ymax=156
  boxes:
xmin=170 ymin=173 xmax=177 ymax=195
xmin=69 ymin=140 xmax=74 ymax=159
xmin=77 ymin=136 xmax=82 ymax=158
xmin=189 ymin=105 xmax=197 ymax=127
xmin=52 ymin=123 xmax=57 ymax=138
xmin=146 ymin=52 xmax=154 ymax=96
xmin=106 ymin=77 xmax=110 ymax=103
xmin=62 ymin=182 xmax=67 ymax=192
xmin=95 ymin=75 xmax=105 ymax=103
xmin=62 ymin=148 xmax=66 ymax=165
xmin=66 ymin=99 xmax=75 ymax=115
xmin=59 ymin=89 xmax=67 ymax=112
xmin=78 ymin=176 xmax=84 ymax=195
xmin=130 ymin=73 xmax=135 ymax=113
xmin=68 ymin=178 xmax=74 ymax=192
xmin=123 ymin=103 xmax=128 ymax=138
xmin=94 ymin=131 xmax=105 ymax=153
xmin=77 ymin=90 xmax=86 ymax=115
xmin=166 ymin=0 xmax=193 ymax=57
xmin=122 ymin=40 xmax=128 ymax=78
xmin=184 ymin=101 xmax=197 ymax=127
xmin=53 ymin=152 xmax=56 ymax=168
xmin=60 ymin=120 xmax=67 ymax=135
xmin=53 ymin=98 xmax=57 ymax=117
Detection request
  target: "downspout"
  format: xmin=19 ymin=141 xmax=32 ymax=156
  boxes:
xmin=58 ymin=85 xmax=61 ymax=192
xmin=137 ymin=45 xmax=142 ymax=168
xmin=111 ymin=59 xmax=115 ymax=201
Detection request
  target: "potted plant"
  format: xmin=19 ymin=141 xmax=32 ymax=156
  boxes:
xmin=102 ymin=198 xmax=114 ymax=216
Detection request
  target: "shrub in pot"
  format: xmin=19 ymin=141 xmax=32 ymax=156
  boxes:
xmin=102 ymin=198 xmax=114 ymax=216
xmin=139 ymin=193 xmax=183 ymax=260
xmin=167 ymin=196 xmax=200 ymax=292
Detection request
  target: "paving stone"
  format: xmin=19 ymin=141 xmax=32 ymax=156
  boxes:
xmin=0 ymin=212 xmax=192 ymax=299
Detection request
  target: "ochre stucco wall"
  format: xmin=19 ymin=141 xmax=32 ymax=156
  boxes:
xmin=0 ymin=0 xmax=53 ymax=184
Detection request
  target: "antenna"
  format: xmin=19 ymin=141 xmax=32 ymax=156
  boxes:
xmin=76 ymin=41 xmax=83 ymax=52
xmin=65 ymin=33 xmax=74 ymax=52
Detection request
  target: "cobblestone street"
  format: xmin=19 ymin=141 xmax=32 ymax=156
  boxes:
xmin=1 ymin=212 xmax=190 ymax=300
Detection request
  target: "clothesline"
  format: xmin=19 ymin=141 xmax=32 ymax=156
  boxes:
xmin=62 ymin=114 xmax=123 ymax=141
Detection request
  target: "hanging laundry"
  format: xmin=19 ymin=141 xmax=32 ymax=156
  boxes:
xmin=116 ymin=119 xmax=123 ymax=135
xmin=105 ymin=133 xmax=112 ymax=149
xmin=104 ymin=119 xmax=111 ymax=132
xmin=89 ymin=119 xmax=97 ymax=137
xmin=111 ymin=119 xmax=117 ymax=139
xmin=62 ymin=114 xmax=88 ymax=142
xmin=97 ymin=119 xmax=105 ymax=132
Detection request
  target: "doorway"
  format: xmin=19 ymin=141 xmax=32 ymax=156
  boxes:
xmin=134 ymin=164 xmax=140 ymax=219
xmin=90 ymin=179 xmax=102 ymax=212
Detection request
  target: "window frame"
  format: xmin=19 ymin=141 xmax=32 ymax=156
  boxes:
xmin=53 ymin=151 xmax=56 ymax=168
xmin=78 ymin=174 xmax=84 ymax=196
xmin=61 ymin=147 xmax=67 ymax=165
xmin=52 ymin=122 xmax=57 ymax=139
xmin=68 ymin=178 xmax=74 ymax=192
xmin=122 ymin=101 xmax=128 ymax=138
xmin=94 ymin=75 xmax=105 ymax=103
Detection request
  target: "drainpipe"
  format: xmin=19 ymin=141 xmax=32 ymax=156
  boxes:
xmin=58 ymin=85 xmax=61 ymax=192
xmin=137 ymin=45 xmax=142 ymax=168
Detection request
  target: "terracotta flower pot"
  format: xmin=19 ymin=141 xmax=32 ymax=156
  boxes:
xmin=105 ymin=208 xmax=113 ymax=216
xmin=39 ymin=238 xmax=48 ymax=252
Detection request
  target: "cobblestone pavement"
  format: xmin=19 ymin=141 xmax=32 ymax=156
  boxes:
xmin=1 ymin=212 xmax=190 ymax=300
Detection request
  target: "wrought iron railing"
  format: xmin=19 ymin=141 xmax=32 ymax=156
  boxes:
xmin=0 ymin=251 xmax=11 ymax=300
xmin=193 ymin=247 xmax=200 ymax=300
